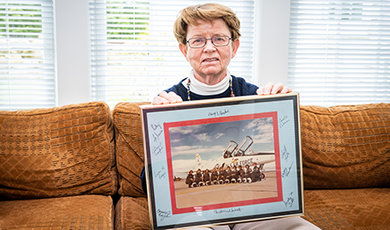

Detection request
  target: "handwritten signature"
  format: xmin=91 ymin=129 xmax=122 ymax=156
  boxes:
xmin=151 ymin=123 xmax=163 ymax=142
xmin=150 ymin=123 xmax=163 ymax=156
xmin=214 ymin=207 xmax=241 ymax=214
xmin=208 ymin=109 xmax=230 ymax=117
xmin=283 ymin=192 xmax=295 ymax=207
xmin=157 ymin=209 xmax=171 ymax=221
xmin=152 ymin=130 xmax=163 ymax=142
xmin=282 ymin=161 xmax=294 ymax=178
xmin=154 ymin=167 xmax=167 ymax=180
xmin=151 ymin=123 xmax=162 ymax=131
xmin=281 ymin=145 xmax=290 ymax=161
xmin=279 ymin=115 xmax=290 ymax=128
xmin=152 ymin=145 xmax=163 ymax=156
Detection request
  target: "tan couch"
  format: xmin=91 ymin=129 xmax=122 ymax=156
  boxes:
xmin=299 ymin=104 xmax=390 ymax=229
xmin=0 ymin=102 xmax=116 ymax=229
xmin=1 ymin=101 xmax=389 ymax=229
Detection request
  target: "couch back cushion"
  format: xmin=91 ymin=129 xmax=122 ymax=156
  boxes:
xmin=300 ymin=103 xmax=390 ymax=189
xmin=0 ymin=102 xmax=117 ymax=199
xmin=113 ymin=102 xmax=149 ymax=197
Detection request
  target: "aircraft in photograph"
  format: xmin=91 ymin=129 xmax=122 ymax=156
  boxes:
xmin=194 ymin=136 xmax=275 ymax=172
xmin=175 ymin=136 xmax=276 ymax=187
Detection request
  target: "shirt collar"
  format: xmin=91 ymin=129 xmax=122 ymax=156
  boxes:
xmin=183 ymin=70 xmax=232 ymax=96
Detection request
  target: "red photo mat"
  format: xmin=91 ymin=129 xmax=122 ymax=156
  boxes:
xmin=164 ymin=111 xmax=283 ymax=215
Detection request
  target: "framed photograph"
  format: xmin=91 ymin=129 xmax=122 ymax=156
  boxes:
xmin=141 ymin=92 xmax=303 ymax=229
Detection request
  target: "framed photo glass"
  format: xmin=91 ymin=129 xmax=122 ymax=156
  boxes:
xmin=141 ymin=93 xmax=303 ymax=229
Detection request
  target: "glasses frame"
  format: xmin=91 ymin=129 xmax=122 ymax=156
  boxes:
xmin=186 ymin=35 xmax=232 ymax=48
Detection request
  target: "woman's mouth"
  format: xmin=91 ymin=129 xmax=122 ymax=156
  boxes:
xmin=202 ymin=57 xmax=219 ymax=63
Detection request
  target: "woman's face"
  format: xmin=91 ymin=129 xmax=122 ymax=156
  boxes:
xmin=179 ymin=19 xmax=239 ymax=84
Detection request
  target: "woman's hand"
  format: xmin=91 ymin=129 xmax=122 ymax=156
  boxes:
xmin=152 ymin=91 xmax=183 ymax=105
xmin=256 ymin=82 xmax=291 ymax=95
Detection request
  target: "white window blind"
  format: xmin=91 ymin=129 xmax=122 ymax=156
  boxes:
xmin=288 ymin=0 xmax=390 ymax=106
xmin=89 ymin=0 xmax=255 ymax=107
xmin=0 ymin=0 xmax=56 ymax=110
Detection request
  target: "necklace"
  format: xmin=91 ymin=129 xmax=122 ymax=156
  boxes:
xmin=186 ymin=78 xmax=235 ymax=101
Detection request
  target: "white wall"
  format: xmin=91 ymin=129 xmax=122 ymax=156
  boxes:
xmin=55 ymin=0 xmax=91 ymax=106
xmin=255 ymin=0 xmax=290 ymax=87
xmin=55 ymin=0 xmax=290 ymax=106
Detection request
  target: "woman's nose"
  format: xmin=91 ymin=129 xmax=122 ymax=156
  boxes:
xmin=203 ymin=40 xmax=216 ymax=52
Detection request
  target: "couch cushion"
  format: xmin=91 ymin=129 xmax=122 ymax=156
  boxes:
xmin=113 ymin=102 xmax=149 ymax=197
xmin=115 ymin=196 xmax=151 ymax=230
xmin=0 ymin=195 xmax=114 ymax=229
xmin=0 ymin=102 xmax=117 ymax=199
xmin=303 ymin=188 xmax=390 ymax=230
xmin=300 ymin=103 xmax=390 ymax=189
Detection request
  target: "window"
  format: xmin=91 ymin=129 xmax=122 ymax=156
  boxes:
xmin=288 ymin=0 xmax=390 ymax=106
xmin=89 ymin=0 xmax=255 ymax=107
xmin=0 ymin=0 xmax=56 ymax=110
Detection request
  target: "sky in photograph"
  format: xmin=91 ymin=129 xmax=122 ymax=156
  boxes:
xmin=168 ymin=116 xmax=275 ymax=174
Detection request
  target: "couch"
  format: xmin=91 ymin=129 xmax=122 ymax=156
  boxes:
xmin=0 ymin=101 xmax=389 ymax=230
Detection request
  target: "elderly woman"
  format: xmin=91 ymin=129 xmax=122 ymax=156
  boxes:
xmin=152 ymin=3 xmax=290 ymax=105
xmin=143 ymin=3 xmax=320 ymax=229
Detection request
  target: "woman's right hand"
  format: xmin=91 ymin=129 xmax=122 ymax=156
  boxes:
xmin=152 ymin=91 xmax=183 ymax=105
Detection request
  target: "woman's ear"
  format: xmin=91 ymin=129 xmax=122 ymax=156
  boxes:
xmin=179 ymin=43 xmax=188 ymax=60
xmin=231 ymin=39 xmax=240 ymax=58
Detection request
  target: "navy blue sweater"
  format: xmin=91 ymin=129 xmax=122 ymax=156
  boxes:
xmin=140 ymin=75 xmax=259 ymax=193
xmin=165 ymin=75 xmax=259 ymax=101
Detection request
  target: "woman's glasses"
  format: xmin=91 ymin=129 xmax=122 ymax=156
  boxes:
xmin=186 ymin=35 xmax=232 ymax=48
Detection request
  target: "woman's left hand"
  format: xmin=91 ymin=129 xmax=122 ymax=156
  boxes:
xmin=256 ymin=82 xmax=291 ymax=95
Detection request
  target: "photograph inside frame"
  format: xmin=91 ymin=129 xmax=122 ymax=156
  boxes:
xmin=141 ymin=93 xmax=303 ymax=229
xmin=167 ymin=111 xmax=283 ymax=214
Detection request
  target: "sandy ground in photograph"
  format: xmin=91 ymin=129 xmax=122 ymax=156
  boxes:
xmin=173 ymin=172 xmax=278 ymax=209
